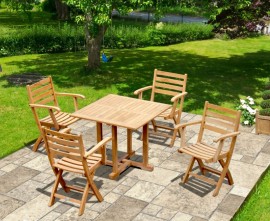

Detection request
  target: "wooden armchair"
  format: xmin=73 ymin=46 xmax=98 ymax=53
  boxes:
xmin=177 ymin=101 xmax=241 ymax=196
xmin=42 ymin=127 xmax=112 ymax=216
xmin=134 ymin=69 xmax=187 ymax=147
xmin=26 ymin=77 xmax=85 ymax=151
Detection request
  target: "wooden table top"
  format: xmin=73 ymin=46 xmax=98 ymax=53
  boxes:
xmin=71 ymin=94 xmax=171 ymax=130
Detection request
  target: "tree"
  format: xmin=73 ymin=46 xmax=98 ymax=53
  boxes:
xmin=54 ymin=0 xmax=70 ymax=20
xmin=63 ymin=0 xmax=162 ymax=69
xmin=207 ymin=0 xmax=270 ymax=37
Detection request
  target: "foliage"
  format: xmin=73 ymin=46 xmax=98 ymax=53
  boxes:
xmin=262 ymin=90 xmax=270 ymax=100
xmin=207 ymin=0 xmax=270 ymax=38
xmin=265 ymin=81 xmax=270 ymax=90
xmin=0 ymin=22 xmax=213 ymax=57
xmin=0 ymin=24 xmax=85 ymax=56
xmin=40 ymin=0 xmax=56 ymax=13
xmin=237 ymin=96 xmax=256 ymax=126
xmin=260 ymin=99 xmax=270 ymax=109
xmin=259 ymin=108 xmax=270 ymax=116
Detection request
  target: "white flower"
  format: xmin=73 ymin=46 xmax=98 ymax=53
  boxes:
xmin=254 ymin=118 xmax=256 ymax=122
xmin=244 ymin=120 xmax=249 ymax=125
xmin=242 ymin=104 xmax=248 ymax=109
xmin=240 ymin=99 xmax=246 ymax=104
xmin=247 ymin=96 xmax=254 ymax=101
xmin=249 ymin=100 xmax=254 ymax=105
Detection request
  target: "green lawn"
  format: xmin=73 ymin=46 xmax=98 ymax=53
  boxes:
xmin=1 ymin=36 xmax=270 ymax=158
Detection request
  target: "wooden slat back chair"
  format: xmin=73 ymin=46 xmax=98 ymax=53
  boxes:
xmin=177 ymin=101 xmax=241 ymax=196
xmin=27 ymin=76 xmax=85 ymax=152
xmin=42 ymin=127 xmax=112 ymax=216
xmin=134 ymin=69 xmax=187 ymax=147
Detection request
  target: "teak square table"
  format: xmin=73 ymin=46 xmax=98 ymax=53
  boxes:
xmin=71 ymin=94 xmax=171 ymax=179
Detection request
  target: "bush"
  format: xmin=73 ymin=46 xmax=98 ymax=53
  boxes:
xmin=0 ymin=24 xmax=85 ymax=56
xmin=0 ymin=22 xmax=214 ymax=57
xmin=265 ymin=81 xmax=270 ymax=90
xmin=262 ymin=90 xmax=270 ymax=100
xmin=260 ymin=99 xmax=270 ymax=109
xmin=259 ymin=108 xmax=270 ymax=116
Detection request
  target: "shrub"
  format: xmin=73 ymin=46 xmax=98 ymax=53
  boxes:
xmin=0 ymin=22 xmax=214 ymax=57
xmin=260 ymin=99 xmax=270 ymax=109
xmin=265 ymin=81 xmax=270 ymax=90
xmin=259 ymin=108 xmax=270 ymax=116
xmin=262 ymin=90 xmax=270 ymax=100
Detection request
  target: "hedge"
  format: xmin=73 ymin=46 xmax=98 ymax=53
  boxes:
xmin=0 ymin=22 xmax=214 ymax=57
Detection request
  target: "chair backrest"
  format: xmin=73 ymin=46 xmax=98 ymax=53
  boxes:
xmin=198 ymin=101 xmax=241 ymax=143
xmin=150 ymin=69 xmax=187 ymax=102
xmin=26 ymin=76 xmax=58 ymax=107
xmin=42 ymin=128 xmax=86 ymax=170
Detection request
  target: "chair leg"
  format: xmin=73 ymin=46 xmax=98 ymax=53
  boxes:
xmin=213 ymin=164 xmax=230 ymax=197
xmin=78 ymin=182 xmax=90 ymax=216
xmin=170 ymin=129 xmax=178 ymax=147
xmin=49 ymin=169 xmax=62 ymax=206
xmin=182 ymin=157 xmax=195 ymax=183
xmin=52 ymin=168 xmax=69 ymax=193
xmin=219 ymin=159 xmax=234 ymax=185
xmin=151 ymin=119 xmax=157 ymax=132
xmin=89 ymin=175 xmax=103 ymax=202
xmin=196 ymin=159 xmax=206 ymax=175
xmin=32 ymin=135 xmax=43 ymax=152
xmin=173 ymin=116 xmax=181 ymax=137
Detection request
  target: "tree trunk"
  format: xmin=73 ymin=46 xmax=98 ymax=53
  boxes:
xmin=85 ymin=16 xmax=107 ymax=69
xmin=55 ymin=0 xmax=69 ymax=20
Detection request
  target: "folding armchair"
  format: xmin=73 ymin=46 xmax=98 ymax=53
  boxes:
xmin=177 ymin=101 xmax=241 ymax=196
xmin=134 ymin=69 xmax=187 ymax=147
xmin=26 ymin=76 xmax=85 ymax=151
xmin=42 ymin=127 xmax=112 ymax=216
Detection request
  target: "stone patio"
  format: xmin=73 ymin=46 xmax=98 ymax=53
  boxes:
xmin=0 ymin=112 xmax=269 ymax=221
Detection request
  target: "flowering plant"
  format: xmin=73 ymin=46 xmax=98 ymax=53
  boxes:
xmin=237 ymin=96 xmax=257 ymax=126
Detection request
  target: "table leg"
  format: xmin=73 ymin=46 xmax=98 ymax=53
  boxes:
xmin=96 ymin=122 xmax=106 ymax=164
xmin=142 ymin=123 xmax=153 ymax=171
xmin=127 ymin=129 xmax=135 ymax=157
xmin=109 ymin=125 xmax=119 ymax=179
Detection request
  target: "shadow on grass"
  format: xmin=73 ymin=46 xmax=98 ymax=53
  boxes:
xmin=1 ymin=48 xmax=269 ymax=113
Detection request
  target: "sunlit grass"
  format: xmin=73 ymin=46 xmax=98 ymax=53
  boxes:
xmin=1 ymin=36 xmax=270 ymax=158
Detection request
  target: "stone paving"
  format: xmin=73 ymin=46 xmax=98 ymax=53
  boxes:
xmin=1 ymin=112 xmax=270 ymax=221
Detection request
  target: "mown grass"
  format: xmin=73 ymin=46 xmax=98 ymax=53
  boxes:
xmin=1 ymin=36 xmax=270 ymax=158
xmin=233 ymin=168 xmax=270 ymax=220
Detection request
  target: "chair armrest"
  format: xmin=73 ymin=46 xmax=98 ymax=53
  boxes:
xmin=84 ymin=137 xmax=112 ymax=158
xmin=213 ymin=131 xmax=240 ymax=143
xmin=59 ymin=127 xmax=71 ymax=134
xmin=55 ymin=92 xmax=85 ymax=111
xmin=212 ymin=131 xmax=240 ymax=162
xmin=171 ymin=92 xmax=188 ymax=102
xmin=29 ymin=103 xmax=61 ymax=112
xmin=55 ymin=92 xmax=85 ymax=99
xmin=175 ymin=120 xmax=202 ymax=130
xmin=134 ymin=86 xmax=152 ymax=99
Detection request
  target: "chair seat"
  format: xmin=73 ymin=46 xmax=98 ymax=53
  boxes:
xmin=179 ymin=143 xmax=228 ymax=163
xmin=54 ymin=153 xmax=102 ymax=174
xmin=41 ymin=111 xmax=78 ymax=128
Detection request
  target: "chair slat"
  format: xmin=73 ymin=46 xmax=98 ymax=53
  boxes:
xmin=204 ymin=124 xmax=230 ymax=134
xmin=38 ymin=96 xmax=55 ymax=105
xmin=154 ymin=88 xmax=178 ymax=97
xmin=205 ymin=116 xmax=235 ymax=130
xmin=156 ymin=76 xmax=184 ymax=85
xmin=47 ymin=135 xmax=81 ymax=148
xmin=29 ymin=77 xmax=51 ymax=89
xmin=50 ymin=148 xmax=82 ymax=161
xmin=155 ymin=82 xmax=183 ymax=92
xmin=207 ymin=103 xmax=238 ymax=115
xmin=31 ymin=84 xmax=53 ymax=96
xmin=157 ymin=70 xmax=186 ymax=79
xmin=32 ymin=89 xmax=54 ymax=103
xmin=206 ymin=110 xmax=236 ymax=123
